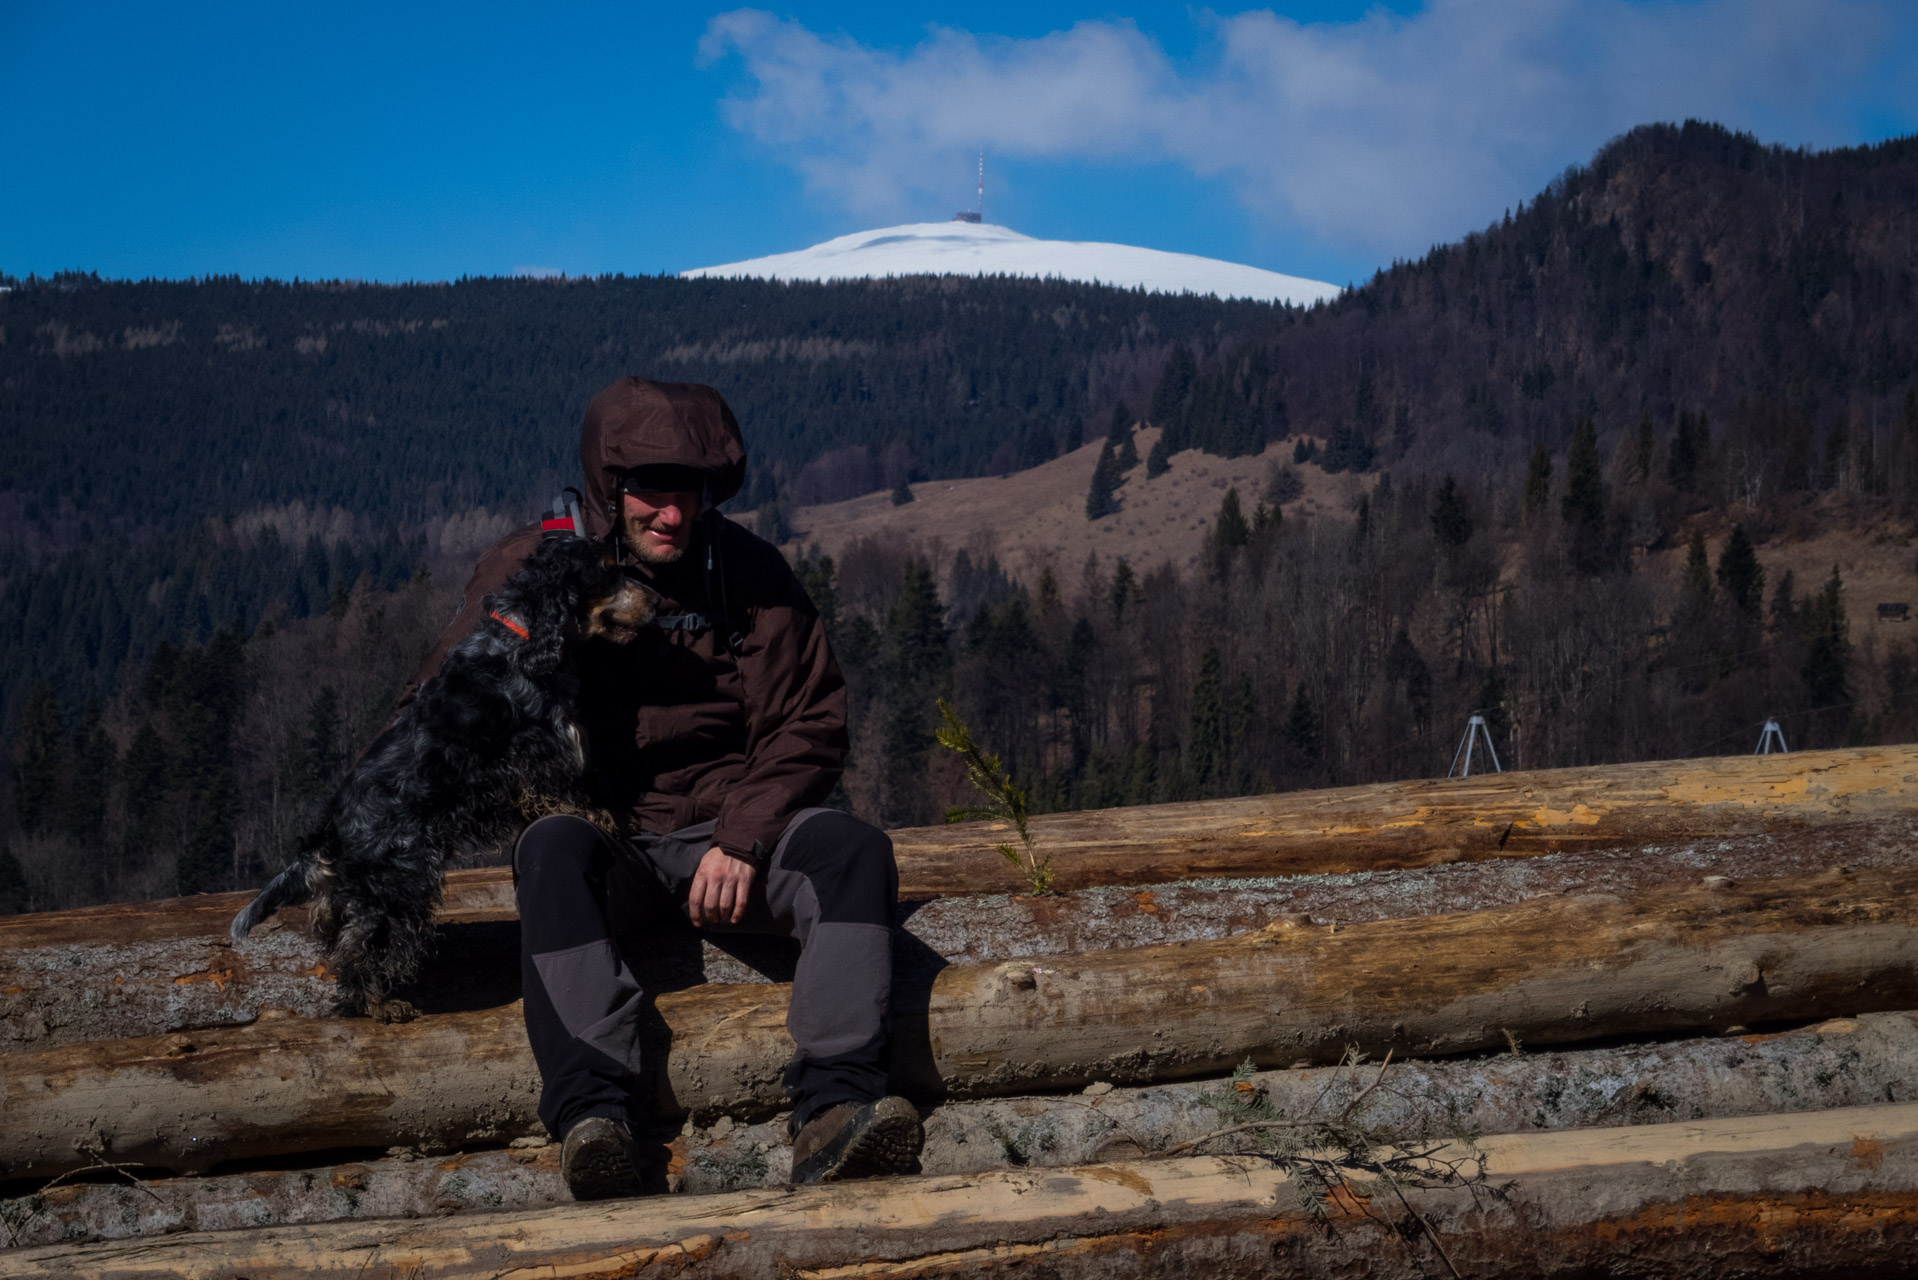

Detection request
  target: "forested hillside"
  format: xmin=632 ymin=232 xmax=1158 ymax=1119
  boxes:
xmin=1152 ymin=121 xmax=1918 ymax=517
xmin=0 ymin=272 xmax=1275 ymax=730
xmin=5 ymin=120 xmax=1918 ymax=913
xmin=0 ymin=272 xmax=1273 ymax=552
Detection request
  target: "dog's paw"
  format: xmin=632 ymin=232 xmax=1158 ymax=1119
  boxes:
xmin=367 ymin=998 xmax=420 ymax=1024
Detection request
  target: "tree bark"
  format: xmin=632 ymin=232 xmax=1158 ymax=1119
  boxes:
xmin=3 ymin=744 xmax=1905 ymax=953
xmin=9 ymin=1101 xmax=1918 ymax=1280
xmin=11 ymin=1012 xmax=1910 ymax=1249
xmin=5 ymin=865 xmax=1916 ymax=1181
xmin=9 ymin=819 xmax=1907 ymax=1052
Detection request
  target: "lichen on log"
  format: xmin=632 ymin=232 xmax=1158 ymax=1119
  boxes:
xmin=9 ymin=1102 xmax=1918 ymax=1279
xmin=5 ymin=865 xmax=1917 ymax=1182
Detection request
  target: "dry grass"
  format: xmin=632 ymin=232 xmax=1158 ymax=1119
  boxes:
xmin=787 ymin=434 xmax=1916 ymax=644
xmin=784 ymin=426 xmax=1367 ymax=583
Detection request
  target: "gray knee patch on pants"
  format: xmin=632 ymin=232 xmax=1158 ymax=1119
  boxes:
xmin=787 ymin=921 xmax=892 ymax=1058
xmin=531 ymin=938 xmax=646 ymax=1072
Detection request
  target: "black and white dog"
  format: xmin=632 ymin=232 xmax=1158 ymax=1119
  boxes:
xmin=231 ymin=532 xmax=658 ymax=1020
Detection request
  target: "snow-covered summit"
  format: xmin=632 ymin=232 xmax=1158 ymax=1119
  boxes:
xmin=682 ymin=222 xmax=1338 ymax=306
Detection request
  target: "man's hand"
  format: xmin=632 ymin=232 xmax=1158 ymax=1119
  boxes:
xmin=688 ymin=846 xmax=757 ymax=926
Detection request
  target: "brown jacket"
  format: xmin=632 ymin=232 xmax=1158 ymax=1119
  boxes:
xmin=407 ymin=379 xmax=847 ymax=866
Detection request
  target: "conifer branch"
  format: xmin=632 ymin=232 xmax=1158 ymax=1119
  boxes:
xmin=935 ymin=698 xmax=1052 ymax=894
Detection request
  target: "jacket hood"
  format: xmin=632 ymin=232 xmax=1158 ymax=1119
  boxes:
xmin=579 ymin=377 xmax=748 ymax=538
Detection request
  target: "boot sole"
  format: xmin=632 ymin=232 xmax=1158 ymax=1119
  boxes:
xmin=795 ymin=1097 xmax=923 ymax=1183
xmin=565 ymin=1132 xmax=640 ymax=1200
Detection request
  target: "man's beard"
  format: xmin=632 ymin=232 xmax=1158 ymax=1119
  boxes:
xmin=623 ymin=512 xmax=689 ymax=566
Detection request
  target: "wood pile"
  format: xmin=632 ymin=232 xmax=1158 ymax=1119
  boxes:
xmin=2 ymin=745 xmax=1915 ymax=1276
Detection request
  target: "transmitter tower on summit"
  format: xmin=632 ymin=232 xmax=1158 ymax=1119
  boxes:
xmin=954 ymin=151 xmax=984 ymax=223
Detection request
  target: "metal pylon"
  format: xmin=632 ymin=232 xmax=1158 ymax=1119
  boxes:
xmin=1448 ymin=714 xmax=1503 ymax=778
xmin=1754 ymin=718 xmax=1790 ymax=754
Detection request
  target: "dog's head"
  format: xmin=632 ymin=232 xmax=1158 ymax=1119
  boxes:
xmin=580 ymin=568 xmax=659 ymax=646
xmin=494 ymin=537 xmax=661 ymax=675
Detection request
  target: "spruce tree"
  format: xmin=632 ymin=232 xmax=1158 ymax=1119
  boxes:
xmin=1085 ymin=440 xmax=1121 ymax=520
xmin=1144 ymin=429 xmax=1173 ymax=478
xmin=1430 ymin=475 xmax=1474 ymax=550
xmin=1682 ymin=528 xmax=1714 ymax=613
xmin=1188 ymin=646 xmax=1226 ymax=795
xmin=1521 ymin=441 xmax=1552 ymax=523
xmin=1768 ymin=568 xmax=1798 ymax=635
xmin=1113 ymin=425 xmax=1140 ymax=472
xmin=1385 ymin=627 xmax=1433 ymax=725
xmin=1715 ymin=523 xmax=1765 ymax=616
xmin=1226 ymin=673 xmax=1257 ymax=793
xmin=1122 ymin=737 xmax=1158 ymax=806
xmin=1149 ymin=345 xmax=1196 ymax=428
xmin=890 ymin=479 xmax=915 ymax=506
xmin=0 ymin=845 xmax=27 ymax=915
xmin=878 ymin=562 xmax=950 ymax=826
xmin=1667 ymin=409 xmax=1705 ymax=491
xmin=12 ymin=682 xmax=64 ymax=835
xmin=794 ymin=551 xmax=839 ymax=639
xmin=64 ymin=695 xmax=116 ymax=850
xmin=1110 ymin=558 xmax=1138 ymax=623
xmin=1557 ymin=421 xmax=1594 ymax=515
xmin=172 ymin=625 xmax=247 ymax=896
xmin=1215 ymin=488 xmax=1249 ymax=550
xmin=1283 ymin=685 xmax=1322 ymax=765
xmin=125 ymin=720 xmax=169 ymax=827
xmin=1801 ymin=566 xmax=1850 ymax=710
xmin=1563 ymin=416 xmax=1609 ymax=574
xmin=1633 ymin=413 xmax=1655 ymax=483
xmin=1063 ymin=416 xmax=1084 ymax=453
xmin=289 ymin=686 xmax=345 ymax=807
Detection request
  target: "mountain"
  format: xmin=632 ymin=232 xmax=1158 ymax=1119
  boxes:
xmin=1146 ymin=121 xmax=1918 ymax=529
xmin=5 ymin=121 xmax=1918 ymax=736
xmin=0 ymin=273 xmax=1280 ymax=726
xmin=682 ymin=221 xmax=1339 ymax=307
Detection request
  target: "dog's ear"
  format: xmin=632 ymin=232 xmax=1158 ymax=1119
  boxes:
xmin=519 ymin=604 xmax=571 ymax=675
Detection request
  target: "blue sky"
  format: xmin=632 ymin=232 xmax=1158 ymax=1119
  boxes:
xmin=4 ymin=1 xmax=1915 ymax=287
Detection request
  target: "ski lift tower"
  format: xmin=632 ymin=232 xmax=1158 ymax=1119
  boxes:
xmin=1754 ymin=718 xmax=1789 ymax=754
xmin=1448 ymin=714 xmax=1503 ymax=778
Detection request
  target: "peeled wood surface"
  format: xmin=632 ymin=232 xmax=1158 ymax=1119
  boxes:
xmin=3 ymin=745 xmax=1908 ymax=953
xmin=11 ymin=1102 xmax=1918 ymax=1279
xmin=12 ymin=820 xmax=1911 ymax=1053
xmin=13 ymin=1012 xmax=1910 ymax=1249
xmin=6 ymin=865 xmax=1917 ymax=1181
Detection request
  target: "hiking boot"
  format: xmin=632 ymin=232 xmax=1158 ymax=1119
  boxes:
xmin=790 ymin=1096 xmax=923 ymax=1184
xmin=560 ymin=1115 xmax=641 ymax=1200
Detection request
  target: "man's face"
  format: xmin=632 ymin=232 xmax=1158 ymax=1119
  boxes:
xmin=621 ymin=489 xmax=701 ymax=565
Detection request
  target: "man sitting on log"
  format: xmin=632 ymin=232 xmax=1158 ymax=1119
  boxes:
xmin=412 ymin=376 xmax=922 ymax=1198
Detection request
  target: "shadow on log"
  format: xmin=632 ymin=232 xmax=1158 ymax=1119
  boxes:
xmin=9 ymin=820 xmax=1913 ymax=1052
xmin=4 ymin=745 xmax=1909 ymax=952
xmin=12 ymin=1012 xmax=1914 ymax=1248
xmin=9 ymin=1102 xmax=1918 ymax=1279
xmin=5 ymin=865 xmax=1917 ymax=1181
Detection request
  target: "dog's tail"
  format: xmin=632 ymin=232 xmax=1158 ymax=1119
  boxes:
xmin=230 ymin=860 xmax=314 ymax=943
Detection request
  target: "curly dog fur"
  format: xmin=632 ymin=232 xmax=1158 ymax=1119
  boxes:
xmin=231 ymin=534 xmax=658 ymax=1019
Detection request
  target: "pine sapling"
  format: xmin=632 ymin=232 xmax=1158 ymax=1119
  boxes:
xmin=935 ymin=698 xmax=1053 ymax=894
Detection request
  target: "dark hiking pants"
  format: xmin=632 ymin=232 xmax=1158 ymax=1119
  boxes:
xmin=513 ymin=808 xmax=897 ymax=1141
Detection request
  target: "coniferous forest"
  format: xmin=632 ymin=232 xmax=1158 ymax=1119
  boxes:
xmin=4 ymin=120 xmax=1918 ymax=911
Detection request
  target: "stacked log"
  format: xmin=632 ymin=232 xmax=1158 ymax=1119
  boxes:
xmin=9 ymin=1102 xmax=1918 ymax=1279
xmin=6 ymin=862 xmax=1916 ymax=1181
xmin=2 ymin=745 xmax=1916 ymax=1273
xmin=5 ymin=746 xmax=1910 ymax=1050
xmin=10 ymin=1012 xmax=1914 ymax=1247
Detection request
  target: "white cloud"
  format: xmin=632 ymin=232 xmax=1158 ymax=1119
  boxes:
xmin=700 ymin=1 xmax=1908 ymax=260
